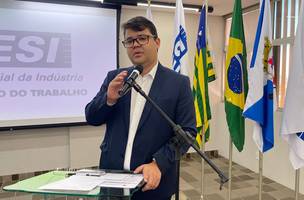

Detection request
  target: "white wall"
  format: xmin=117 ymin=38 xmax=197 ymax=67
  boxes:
xmin=0 ymin=128 xmax=70 ymax=175
xmin=0 ymin=5 xmax=303 ymax=195
xmin=0 ymin=126 xmax=104 ymax=175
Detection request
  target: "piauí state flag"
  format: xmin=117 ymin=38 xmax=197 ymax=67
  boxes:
xmin=225 ymin=0 xmax=248 ymax=152
xmin=172 ymin=0 xmax=189 ymax=75
xmin=280 ymin=0 xmax=304 ymax=169
xmin=243 ymin=0 xmax=274 ymax=153
xmin=193 ymin=5 xmax=212 ymax=146
xmin=206 ymin=44 xmax=216 ymax=82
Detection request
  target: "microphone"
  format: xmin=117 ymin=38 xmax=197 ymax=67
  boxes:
xmin=119 ymin=65 xmax=144 ymax=96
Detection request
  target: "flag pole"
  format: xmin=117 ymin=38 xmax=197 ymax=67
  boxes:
xmin=228 ymin=137 xmax=233 ymax=200
xmin=258 ymin=151 xmax=263 ymax=200
xmin=295 ymin=169 xmax=300 ymax=200
xmin=200 ymin=133 xmax=206 ymax=200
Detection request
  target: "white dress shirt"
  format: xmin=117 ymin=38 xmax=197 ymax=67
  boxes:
xmin=123 ymin=63 xmax=158 ymax=170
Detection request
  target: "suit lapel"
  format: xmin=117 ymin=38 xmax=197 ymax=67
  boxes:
xmin=122 ymin=92 xmax=131 ymax=131
xmin=137 ymin=64 xmax=164 ymax=130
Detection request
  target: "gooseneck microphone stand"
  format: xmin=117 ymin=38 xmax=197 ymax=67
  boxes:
xmin=130 ymin=81 xmax=229 ymax=200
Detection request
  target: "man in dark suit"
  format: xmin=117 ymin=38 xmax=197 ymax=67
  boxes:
xmin=85 ymin=16 xmax=196 ymax=200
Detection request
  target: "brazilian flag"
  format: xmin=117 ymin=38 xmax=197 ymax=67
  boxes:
xmin=193 ymin=5 xmax=214 ymax=146
xmin=225 ymin=0 xmax=248 ymax=152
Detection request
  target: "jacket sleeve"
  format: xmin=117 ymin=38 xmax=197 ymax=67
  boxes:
xmin=85 ymin=71 xmax=117 ymax=126
xmin=152 ymin=76 xmax=197 ymax=175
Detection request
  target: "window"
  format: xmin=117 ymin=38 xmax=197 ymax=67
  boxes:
xmin=273 ymin=0 xmax=301 ymax=108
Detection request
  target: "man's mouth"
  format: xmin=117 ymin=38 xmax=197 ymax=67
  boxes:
xmin=133 ymin=52 xmax=143 ymax=57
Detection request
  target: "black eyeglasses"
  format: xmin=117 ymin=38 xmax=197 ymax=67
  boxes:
xmin=122 ymin=34 xmax=156 ymax=48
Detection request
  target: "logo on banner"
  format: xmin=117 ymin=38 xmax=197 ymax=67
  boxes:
xmin=172 ymin=25 xmax=188 ymax=71
xmin=0 ymin=30 xmax=71 ymax=68
xmin=297 ymin=132 xmax=304 ymax=141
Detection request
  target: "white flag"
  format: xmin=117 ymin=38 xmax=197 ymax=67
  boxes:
xmin=243 ymin=0 xmax=274 ymax=153
xmin=280 ymin=0 xmax=304 ymax=169
xmin=172 ymin=0 xmax=189 ymax=75
xmin=146 ymin=1 xmax=153 ymax=21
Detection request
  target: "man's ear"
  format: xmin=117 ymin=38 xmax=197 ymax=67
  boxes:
xmin=155 ymin=38 xmax=160 ymax=47
xmin=155 ymin=38 xmax=160 ymax=52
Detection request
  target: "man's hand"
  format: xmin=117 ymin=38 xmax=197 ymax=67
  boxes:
xmin=134 ymin=160 xmax=162 ymax=192
xmin=107 ymin=71 xmax=128 ymax=105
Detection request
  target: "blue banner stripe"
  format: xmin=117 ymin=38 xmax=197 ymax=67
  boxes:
xmin=297 ymin=132 xmax=304 ymax=141
xmin=250 ymin=0 xmax=266 ymax=68
xmin=243 ymin=80 xmax=274 ymax=152
xmin=262 ymin=80 xmax=274 ymax=152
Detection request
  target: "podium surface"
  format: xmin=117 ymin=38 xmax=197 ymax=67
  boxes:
xmin=3 ymin=170 xmax=141 ymax=199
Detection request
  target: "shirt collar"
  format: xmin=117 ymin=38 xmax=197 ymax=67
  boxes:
xmin=141 ymin=62 xmax=158 ymax=79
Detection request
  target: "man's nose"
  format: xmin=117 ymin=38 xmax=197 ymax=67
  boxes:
xmin=132 ymin=39 xmax=141 ymax=47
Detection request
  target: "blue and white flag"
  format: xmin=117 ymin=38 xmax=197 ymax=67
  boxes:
xmin=243 ymin=0 xmax=274 ymax=153
xmin=280 ymin=0 xmax=304 ymax=169
xmin=172 ymin=0 xmax=189 ymax=75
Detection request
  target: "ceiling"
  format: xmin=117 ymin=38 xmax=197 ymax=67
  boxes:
xmin=151 ymin=0 xmax=259 ymax=16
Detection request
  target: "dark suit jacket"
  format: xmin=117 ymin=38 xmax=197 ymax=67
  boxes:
xmin=85 ymin=63 xmax=196 ymax=199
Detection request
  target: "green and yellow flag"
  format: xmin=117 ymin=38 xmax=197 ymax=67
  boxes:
xmin=225 ymin=0 xmax=248 ymax=152
xmin=193 ymin=5 xmax=215 ymax=146
xmin=206 ymin=45 xmax=216 ymax=82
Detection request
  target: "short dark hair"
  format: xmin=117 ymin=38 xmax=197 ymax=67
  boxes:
xmin=122 ymin=16 xmax=158 ymax=38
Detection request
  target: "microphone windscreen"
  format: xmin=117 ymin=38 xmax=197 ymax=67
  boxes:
xmin=135 ymin=65 xmax=144 ymax=74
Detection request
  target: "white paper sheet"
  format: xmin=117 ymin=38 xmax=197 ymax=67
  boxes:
xmin=98 ymin=173 xmax=144 ymax=189
xmin=39 ymin=175 xmax=102 ymax=191
xmin=39 ymin=172 xmax=144 ymax=191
